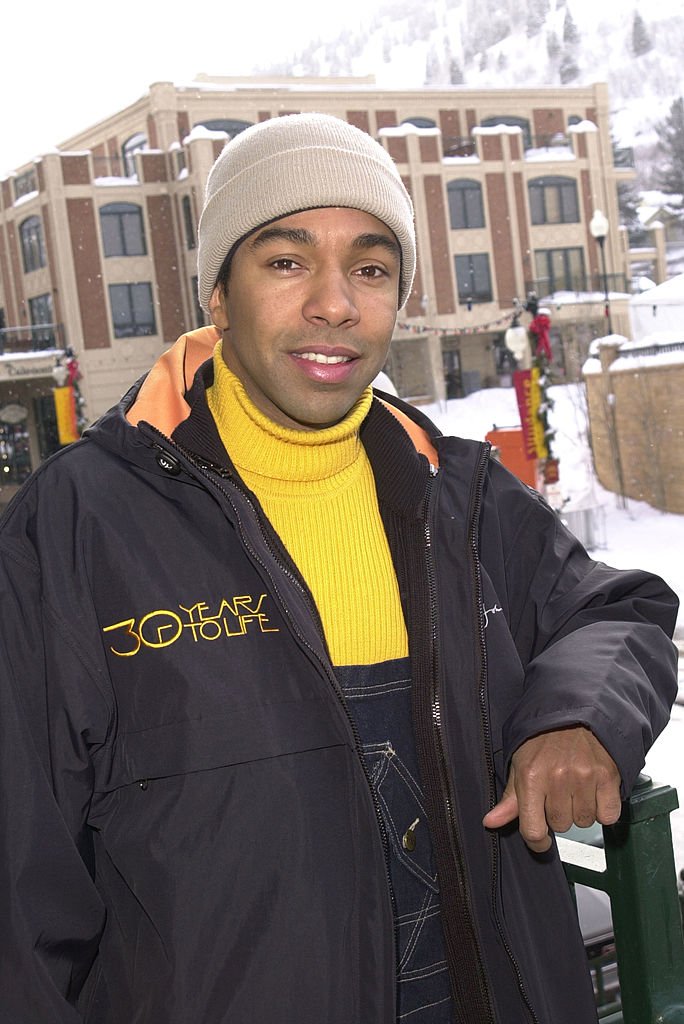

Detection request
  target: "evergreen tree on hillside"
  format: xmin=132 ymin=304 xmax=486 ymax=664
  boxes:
xmin=425 ymin=46 xmax=440 ymax=84
xmin=450 ymin=58 xmax=464 ymax=85
xmin=656 ymin=97 xmax=684 ymax=202
xmin=563 ymin=8 xmax=580 ymax=45
xmin=559 ymin=52 xmax=579 ymax=83
xmin=631 ymin=11 xmax=652 ymax=57
xmin=526 ymin=0 xmax=550 ymax=38
xmin=617 ymin=181 xmax=642 ymax=232
xmin=546 ymin=29 xmax=561 ymax=60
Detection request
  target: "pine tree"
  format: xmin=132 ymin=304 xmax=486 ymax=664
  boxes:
xmin=562 ymin=8 xmax=580 ymax=45
xmin=617 ymin=181 xmax=642 ymax=231
xmin=656 ymin=97 xmax=684 ymax=200
xmin=450 ymin=58 xmax=464 ymax=85
xmin=631 ymin=11 xmax=652 ymax=57
xmin=425 ymin=46 xmax=440 ymax=85
xmin=527 ymin=0 xmax=550 ymax=38
xmin=559 ymin=51 xmax=579 ymax=83
xmin=546 ymin=29 xmax=561 ymax=60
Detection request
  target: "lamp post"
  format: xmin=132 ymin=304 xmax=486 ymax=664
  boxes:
xmin=589 ymin=209 xmax=613 ymax=335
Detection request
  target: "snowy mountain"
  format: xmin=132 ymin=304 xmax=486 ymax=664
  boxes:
xmin=260 ymin=0 xmax=684 ymax=187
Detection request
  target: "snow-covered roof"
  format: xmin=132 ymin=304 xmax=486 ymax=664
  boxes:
xmin=182 ymin=125 xmax=229 ymax=144
xmin=379 ymin=124 xmax=440 ymax=138
xmin=567 ymin=120 xmax=598 ymax=134
xmin=472 ymin=124 xmax=522 ymax=136
xmin=630 ymin=273 xmax=684 ymax=305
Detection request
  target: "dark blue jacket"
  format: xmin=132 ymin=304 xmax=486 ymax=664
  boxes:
xmin=0 ymin=344 xmax=678 ymax=1023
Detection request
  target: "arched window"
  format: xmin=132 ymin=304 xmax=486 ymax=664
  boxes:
xmin=480 ymin=115 xmax=532 ymax=150
xmin=401 ymin=116 xmax=437 ymax=129
xmin=20 ymin=216 xmax=47 ymax=273
xmin=194 ymin=119 xmax=253 ymax=140
xmin=447 ymin=180 xmax=485 ymax=230
xmin=100 ymin=203 xmax=146 ymax=257
xmin=528 ymin=176 xmax=579 ymax=225
xmin=122 ymin=132 xmax=147 ymax=178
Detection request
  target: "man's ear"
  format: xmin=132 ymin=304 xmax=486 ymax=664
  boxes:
xmin=209 ymin=286 xmax=229 ymax=330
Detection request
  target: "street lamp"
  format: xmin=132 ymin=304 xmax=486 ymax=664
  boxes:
xmin=589 ymin=209 xmax=613 ymax=335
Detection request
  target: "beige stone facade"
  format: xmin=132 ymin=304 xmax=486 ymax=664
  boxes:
xmin=584 ymin=341 xmax=684 ymax=514
xmin=0 ymin=75 xmax=643 ymax=484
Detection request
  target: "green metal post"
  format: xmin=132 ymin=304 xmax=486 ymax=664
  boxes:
xmin=560 ymin=776 xmax=684 ymax=1024
xmin=604 ymin=777 xmax=684 ymax=1024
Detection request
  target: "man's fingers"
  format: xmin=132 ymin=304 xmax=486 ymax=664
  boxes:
xmin=482 ymin=790 xmax=519 ymax=830
xmin=482 ymin=727 xmax=622 ymax=854
xmin=483 ymin=768 xmax=552 ymax=852
xmin=595 ymin=777 xmax=623 ymax=826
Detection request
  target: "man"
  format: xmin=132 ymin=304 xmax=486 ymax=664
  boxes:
xmin=0 ymin=114 xmax=678 ymax=1023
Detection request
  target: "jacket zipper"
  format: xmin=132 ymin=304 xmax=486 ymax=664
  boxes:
xmin=468 ymin=443 xmax=539 ymax=1024
xmin=423 ymin=461 xmax=495 ymax=1022
xmin=147 ymin=429 xmax=399 ymax=959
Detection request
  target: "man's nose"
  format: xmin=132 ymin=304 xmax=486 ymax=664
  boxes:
xmin=302 ymin=270 xmax=360 ymax=328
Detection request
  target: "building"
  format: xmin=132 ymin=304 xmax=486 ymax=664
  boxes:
xmin=584 ymin=335 xmax=684 ymax=514
xmin=0 ymin=75 xmax=641 ymax=494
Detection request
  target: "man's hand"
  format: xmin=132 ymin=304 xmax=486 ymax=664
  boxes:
xmin=482 ymin=726 xmax=622 ymax=853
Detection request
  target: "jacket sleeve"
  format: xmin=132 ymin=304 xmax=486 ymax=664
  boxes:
xmin=0 ymin=536 xmax=110 ymax=1022
xmin=492 ymin=476 xmax=679 ymax=795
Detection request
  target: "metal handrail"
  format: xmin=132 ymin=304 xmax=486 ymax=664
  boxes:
xmin=559 ymin=776 xmax=684 ymax=1024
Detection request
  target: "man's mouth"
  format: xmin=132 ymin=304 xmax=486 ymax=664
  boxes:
xmin=294 ymin=352 xmax=355 ymax=365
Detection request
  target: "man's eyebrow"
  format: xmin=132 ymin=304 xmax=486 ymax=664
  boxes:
xmin=353 ymin=233 xmax=401 ymax=260
xmin=247 ymin=227 xmax=315 ymax=250
xmin=246 ymin=226 xmax=401 ymax=261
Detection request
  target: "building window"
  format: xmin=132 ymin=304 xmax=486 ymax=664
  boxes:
xmin=454 ymin=254 xmax=493 ymax=304
xmin=100 ymin=203 xmax=147 ymax=257
xmin=121 ymin=132 xmax=147 ymax=178
xmin=14 ymin=170 xmax=37 ymax=202
xmin=447 ymin=180 xmax=485 ymax=230
xmin=534 ymin=247 xmax=586 ymax=294
xmin=480 ymin=115 xmax=532 ymax=150
xmin=529 ymin=176 xmax=579 ymax=225
xmin=28 ymin=292 xmax=55 ymax=347
xmin=20 ymin=216 xmax=47 ymax=273
xmin=182 ymin=196 xmax=196 ymax=250
xmin=109 ymin=283 xmax=156 ymax=338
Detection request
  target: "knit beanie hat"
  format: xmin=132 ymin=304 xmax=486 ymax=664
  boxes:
xmin=197 ymin=113 xmax=416 ymax=311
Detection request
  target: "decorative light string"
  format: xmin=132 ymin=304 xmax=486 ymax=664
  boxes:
xmin=396 ymin=311 xmax=516 ymax=337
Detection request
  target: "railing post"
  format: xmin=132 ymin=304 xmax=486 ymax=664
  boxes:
xmin=560 ymin=776 xmax=684 ymax=1024
xmin=604 ymin=777 xmax=684 ymax=1023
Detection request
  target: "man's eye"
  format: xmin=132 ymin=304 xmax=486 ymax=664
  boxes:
xmin=270 ymin=258 xmax=299 ymax=271
xmin=357 ymin=264 xmax=387 ymax=279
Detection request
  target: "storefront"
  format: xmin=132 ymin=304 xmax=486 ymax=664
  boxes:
xmin=0 ymin=353 xmax=62 ymax=507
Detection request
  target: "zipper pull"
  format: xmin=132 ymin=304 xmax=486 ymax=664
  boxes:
xmin=402 ymin=817 xmax=420 ymax=852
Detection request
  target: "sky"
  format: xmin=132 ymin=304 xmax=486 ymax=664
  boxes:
xmin=1 ymin=0 xmax=375 ymax=177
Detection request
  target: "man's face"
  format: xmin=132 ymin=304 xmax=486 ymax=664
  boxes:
xmin=212 ymin=207 xmax=401 ymax=431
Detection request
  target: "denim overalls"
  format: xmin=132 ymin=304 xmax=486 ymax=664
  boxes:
xmin=337 ymin=658 xmax=454 ymax=1022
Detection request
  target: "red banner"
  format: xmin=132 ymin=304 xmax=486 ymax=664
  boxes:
xmin=513 ymin=369 xmax=548 ymax=461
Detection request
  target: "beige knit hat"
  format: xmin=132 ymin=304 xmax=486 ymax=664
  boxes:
xmin=197 ymin=113 xmax=416 ymax=311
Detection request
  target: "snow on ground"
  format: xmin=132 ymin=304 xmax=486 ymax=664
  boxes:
xmin=420 ymin=382 xmax=684 ymax=869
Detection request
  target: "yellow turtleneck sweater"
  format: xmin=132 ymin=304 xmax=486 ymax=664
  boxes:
xmin=207 ymin=345 xmax=408 ymax=666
